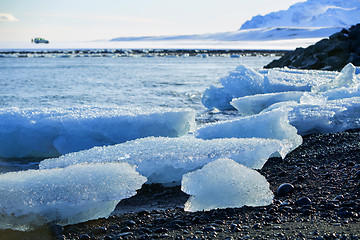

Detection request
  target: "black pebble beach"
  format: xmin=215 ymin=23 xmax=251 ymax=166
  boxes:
xmin=4 ymin=129 xmax=359 ymax=240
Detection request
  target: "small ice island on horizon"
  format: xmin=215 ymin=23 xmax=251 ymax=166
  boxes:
xmin=31 ymin=37 xmax=49 ymax=44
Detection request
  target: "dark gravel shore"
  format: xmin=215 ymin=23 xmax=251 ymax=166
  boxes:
xmin=1 ymin=130 xmax=360 ymax=240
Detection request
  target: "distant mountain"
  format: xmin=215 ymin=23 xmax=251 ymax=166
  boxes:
xmin=111 ymin=0 xmax=360 ymax=43
xmin=111 ymin=26 xmax=343 ymax=42
xmin=240 ymin=0 xmax=360 ymax=30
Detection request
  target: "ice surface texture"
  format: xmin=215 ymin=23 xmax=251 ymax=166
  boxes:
xmin=196 ymin=108 xmax=302 ymax=152
xmin=0 ymin=106 xmax=195 ymax=158
xmin=202 ymin=65 xmax=336 ymax=110
xmin=288 ymin=97 xmax=360 ymax=135
xmin=203 ymin=63 xmax=360 ymax=136
xmin=0 ymin=162 xmax=146 ymax=231
xmin=40 ymin=136 xmax=290 ymax=184
xmin=313 ymin=63 xmax=360 ymax=93
xmin=230 ymin=91 xmax=305 ymax=116
xmin=257 ymin=64 xmax=360 ymax=135
xmin=181 ymin=158 xmax=273 ymax=212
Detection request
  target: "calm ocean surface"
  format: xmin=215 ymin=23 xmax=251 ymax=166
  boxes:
xmin=0 ymin=55 xmax=276 ymax=173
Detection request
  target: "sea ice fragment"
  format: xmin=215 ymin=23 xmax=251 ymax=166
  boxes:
xmin=181 ymin=158 xmax=273 ymax=212
xmin=0 ymin=162 xmax=146 ymax=231
xmin=0 ymin=107 xmax=195 ymax=158
xmin=40 ymin=136 xmax=291 ymax=184
xmin=196 ymin=108 xmax=302 ymax=152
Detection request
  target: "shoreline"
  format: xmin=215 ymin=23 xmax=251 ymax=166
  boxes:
xmin=1 ymin=129 xmax=359 ymax=239
xmin=0 ymin=49 xmax=288 ymax=58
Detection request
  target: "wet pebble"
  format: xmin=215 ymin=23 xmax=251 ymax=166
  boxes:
xmin=252 ymin=223 xmax=261 ymax=229
xmin=121 ymin=226 xmax=131 ymax=232
xmin=79 ymin=234 xmax=91 ymax=240
xmin=122 ymin=220 xmax=136 ymax=227
xmin=138 ymin=210 xmax=150 ymax=217
xmin=325 ymin=202 xmax=338 ymax=210
xmin=192 ymin=216 xmax=201 ymax=223
xmin=338 ymin=210 xmax=354 ymax=218
xmin=277 ymin=183 xmax=294 ymax=196
xmin=297 ymin=175 xmax=305 ymax=181
xmin=154 ymin=227 xmax=168 ymax=234
xmin=202 ymin=226 xmax=216 ymax=232
xmin=334 ymin=195 xmax=345 ymax=201
xmin=230 ymin=223 xmax=240 ymax=232
xmin=295 ymin=197 xmax=312 ymax=207
xmin=118 ymin=232 xmax=133 ymax=238
xmin=92 ymin=227 xmax=107 ymax=235
xmin=139 ymin=227 xmax=152 ymax=234
xmin=49 ymin=223 xmax=64 ymax=236
xmin=355 ymin=170 xmax=360 ymax=179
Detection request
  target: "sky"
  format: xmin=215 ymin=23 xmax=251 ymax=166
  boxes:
xmin=0 ymin=0 xmax=305 ymax=42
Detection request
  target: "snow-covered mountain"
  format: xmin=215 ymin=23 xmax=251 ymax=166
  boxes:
xmin=241 ymin=0 xmax=360 ymax=30
xmin=111 ymin=0 xmax=360 ymax=45
xmin=111 ymin=26 xmax=343 ymax=42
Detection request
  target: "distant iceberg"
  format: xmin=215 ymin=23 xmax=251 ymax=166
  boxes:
xmin=0 ymin=162 xmax=146 ymax=231
xmin=40 ymin=136 xmax=290 ymax=184
xmin=181 ymin=158 xmax=273 ymax=212
xmin=0 ymin=107 xmax=195 ymax=158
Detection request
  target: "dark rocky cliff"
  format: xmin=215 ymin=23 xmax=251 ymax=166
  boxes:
xmin=265 ymin=24 xmax=360 ymax=71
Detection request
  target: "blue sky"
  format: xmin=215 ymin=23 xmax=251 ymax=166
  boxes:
xmin=0 ymin=0 xmax=304 ymax=41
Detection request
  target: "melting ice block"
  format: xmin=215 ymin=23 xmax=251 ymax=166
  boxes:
xmin=288 ymin=96 xmax=360 ymax=135
xmin=262 ymin=67 xmax=336 ymax=93
xmin=230 ymin=91 xmax=305 ymax=116
xmin=40 ymin=136 xmax=291 ymax=184
xmin=196 ymin=108 xmax=302 ymax=152
xmin=181 ymin=158 xmax=273 ymax=212
xmin=312 ymin=63 xmax=359 ymax=93
xmin=0 ymin=162 xmax=146 ymax=231
xmin=0 ymin=107 xmax=195 ymax=158
xmin=202 ymin=65 xmax=336 ymax=110
xmin=202 ymin=65 xmax=265 ymax=110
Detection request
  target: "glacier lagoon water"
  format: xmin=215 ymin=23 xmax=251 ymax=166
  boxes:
xmin=0 ymin=55 xmax=276 ymax=173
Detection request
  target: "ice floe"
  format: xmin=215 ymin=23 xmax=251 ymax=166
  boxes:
xmin=181 ymin=158 xmax=273 ymax=212
xmin=196 ymin=108 xmax=303 ymax=152
xmin=206 ymin=63 xmax=360 ymax=137
xmin=0 ymin=162 xmax=146 ymax=231
xmin=40 ymin=136 xmax=290 ymax=184
xmin=312 ymin=63 xmax=360 ymax=93
xmin=0 ymin=107 xmax=195 ymax=158
xmin=230 ymin=91 xmax=305 ymax=116
xmin=287 ymin=96 xmax=360 ymax=135
xmin=202 ymin=65 xmax=337 ymax=110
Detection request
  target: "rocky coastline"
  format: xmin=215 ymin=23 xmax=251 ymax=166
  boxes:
xmin=265 ymin=24 xmax=360 ymax=71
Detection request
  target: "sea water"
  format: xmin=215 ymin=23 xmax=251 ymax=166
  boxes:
xmin=0 ymin=55 xmax=276 ymax=173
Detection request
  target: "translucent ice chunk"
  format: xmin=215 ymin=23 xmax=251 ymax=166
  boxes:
xmin=312 ymin=63 xmax=359 ymax=92
xmin=181 ymin=158 xmax=273 ymax=212
xmin=202 ymin=65 xmax=265 ymax=110
xmin=202 ymin=65 xmax=336 ymax=110
xmin=0 ymin=162 xmax=146 ymax=231
xmin=230 ymin=91 xmax=305 ymax=116
xmin=40 ymin=136 xmax=291 ymax=184
xmin=289 ymin=96 xmax=360 ymax=135
xmin=196 ymin=108 xmax=302 ymax=152
xmin=0 ymin=107 xmax=195 ymax=158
